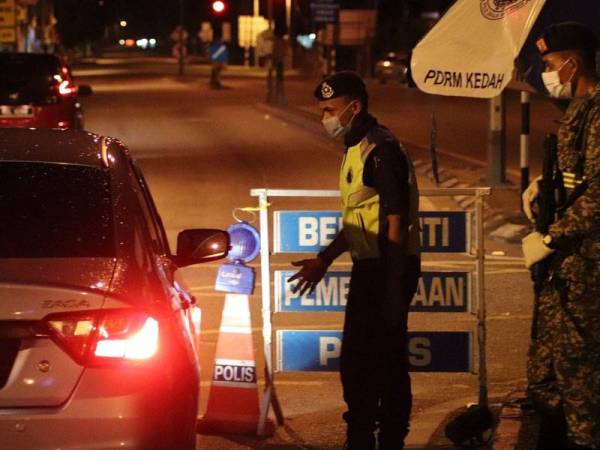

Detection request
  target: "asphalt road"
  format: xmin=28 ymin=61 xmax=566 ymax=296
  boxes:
xmin=76 ymin=58 xmax=535 ymax=449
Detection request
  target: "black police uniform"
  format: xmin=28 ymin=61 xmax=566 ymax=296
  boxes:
xmin=315 ymin=72 xmax=422 ymax=450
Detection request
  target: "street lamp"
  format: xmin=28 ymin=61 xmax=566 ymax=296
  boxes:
xmin=120 ymin=20 xmax=127 ymax=27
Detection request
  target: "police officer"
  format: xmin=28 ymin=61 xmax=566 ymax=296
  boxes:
xmin=290 ymin=71 xmax=421 ymax=450
xmin=522 ymin=22 xmax=600 ymax=450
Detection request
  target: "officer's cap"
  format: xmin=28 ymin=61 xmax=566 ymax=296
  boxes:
xmin=314 ymin=71 xmax=368 ymax=106
xmin=537 ymin=22 xmax=598 ymax=57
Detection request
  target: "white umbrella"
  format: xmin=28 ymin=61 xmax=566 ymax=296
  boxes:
xmin=411 ymin=0 xmax=546 ymax=98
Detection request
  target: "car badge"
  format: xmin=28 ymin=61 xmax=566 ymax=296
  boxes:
xmin=38 ymin=360 xmax=51 ymax=373
xmin=321 ymin=82 xmax=334 ymax=99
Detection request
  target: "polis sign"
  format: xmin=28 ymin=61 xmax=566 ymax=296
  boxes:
xmin=277 ymin=330 xmax=472 ymax=372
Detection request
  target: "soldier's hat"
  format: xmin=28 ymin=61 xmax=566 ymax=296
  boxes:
xmin=314 ymin=71 xmax=368 ymax=106
xmin=536 ymin=22 xmax=598 ymax=57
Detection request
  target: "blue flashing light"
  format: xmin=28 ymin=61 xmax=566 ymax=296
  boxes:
xmin=227 ymin=221 xmax=260 ymax=264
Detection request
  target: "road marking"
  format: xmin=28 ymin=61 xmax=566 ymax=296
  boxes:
xmin=200 ymin=380 xmax=325 ymax=387
xmin=198 ymin=312 xmax=531 ymax=339
xmin=404 ymin=139 xmax=521 ymax=179
xmin=487 ymin=314 xmax=532 ymax=321
xmin=188 ymin=258 xmax=523 ymax=270
xmin=200 ymin=324 xmax=343 ymax=336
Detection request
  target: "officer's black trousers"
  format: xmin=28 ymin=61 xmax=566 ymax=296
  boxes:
xmin=341 ymin=257 xmax=420 ymax=449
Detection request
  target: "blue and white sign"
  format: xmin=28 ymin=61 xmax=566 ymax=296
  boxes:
xmin=209 ymin=42 xmax=228 ymax=63
xmin=420 ymin=211 xmax=470 ymax=253
xmin=275 ymin=270 xmax=350 ymax=312
xmin=277 ymin=330 xmax=472 ymax=372
xmin=273 ymin=211 xmax=343 ymax=254
xmin=412 ymin=271 xmax=471 ymax=312
xmin=275 ymin=271 xmax=470 ymax=313
xmin=273 ymin=211 xmax=470 ymax=254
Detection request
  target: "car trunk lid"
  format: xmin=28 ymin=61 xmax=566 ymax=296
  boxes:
xmin=0 ymin=258 xmax=115 ymax=408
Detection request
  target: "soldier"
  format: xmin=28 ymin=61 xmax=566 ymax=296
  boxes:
xmin=289 ymin=71 xmax=421 ymax=450
xmin=522 ymin=22 xmax=600 ymax=450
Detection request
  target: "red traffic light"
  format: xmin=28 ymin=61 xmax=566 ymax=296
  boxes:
xmin=212 ymin=0 xmax=226 ymax=13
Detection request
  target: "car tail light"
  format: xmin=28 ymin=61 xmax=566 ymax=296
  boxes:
xmin=45 ymin=310 xmax=160 ymax=366
xmin=58 ymin=80 xmax=75 ymax=96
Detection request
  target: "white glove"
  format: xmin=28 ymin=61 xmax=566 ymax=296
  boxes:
xmin=522 ymin=231 xmax=555 ymax=269
xmin=522 ymin=175 xmax=542 ymax=223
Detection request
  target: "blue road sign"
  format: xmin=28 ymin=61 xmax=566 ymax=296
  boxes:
xmin=275 ymin=271 xmax=470 ymax=313
xmin=310 ymin=0 xmax=340 ymax=24
xmin=277 ymin=330 xmax=472 ymax=372
xmin=273 ymin=211 xmax=470 ymax=254
xmin=209 ymin=42 xmax=228 ymax=63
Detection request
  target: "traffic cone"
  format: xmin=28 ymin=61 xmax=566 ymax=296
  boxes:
xmin=198 ymin=293 xmax=271 ymax=435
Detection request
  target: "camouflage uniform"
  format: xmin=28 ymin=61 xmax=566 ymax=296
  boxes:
xmin=528 ymin=82 xmax=600 ymax=448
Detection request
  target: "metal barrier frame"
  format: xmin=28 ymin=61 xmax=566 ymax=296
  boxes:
xmin=250 ymin=187 xmax=491 ymax=436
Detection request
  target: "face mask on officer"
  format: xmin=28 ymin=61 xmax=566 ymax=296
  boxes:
xmin=542 ymin=58 xmax=576 ymax=99
xmin=322 ymin=101 xmax=358 ymax=139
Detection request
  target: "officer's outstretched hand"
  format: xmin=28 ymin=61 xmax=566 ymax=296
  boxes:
xmin=288 ymin=258 xmax=329 ymax=295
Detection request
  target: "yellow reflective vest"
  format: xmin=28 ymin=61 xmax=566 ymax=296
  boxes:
xmin=339 ymin=136 xmax=421 ymax=260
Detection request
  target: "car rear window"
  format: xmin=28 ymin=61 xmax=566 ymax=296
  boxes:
xmin=0 ymin=162 xmax=115 ymax=258
xmin=0 ymin=54 xmax=62 ymax=106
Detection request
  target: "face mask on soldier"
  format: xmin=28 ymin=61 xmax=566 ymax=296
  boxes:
xmin=321 ymin=101 xmax=357 ymax=139
xmin=541 ymin=58 xmax=575 ymax=99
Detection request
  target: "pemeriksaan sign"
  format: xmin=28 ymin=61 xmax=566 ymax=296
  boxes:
xmin=411 ymin=0 xmax=546 ymax=98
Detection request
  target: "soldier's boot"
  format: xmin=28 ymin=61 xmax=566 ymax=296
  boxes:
xmin=536 ymin=412 xmax=568 ymax=450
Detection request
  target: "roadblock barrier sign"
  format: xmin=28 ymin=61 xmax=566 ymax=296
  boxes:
xmin=250 ymin=187 xmax=491 ymax=435
xmin=277 ymin=330 xmax=473 ymax=372
xmin=273 ymin=210 xmax=470 ymax=254
xmin=275 ymin=270 xmax=471 ymax=313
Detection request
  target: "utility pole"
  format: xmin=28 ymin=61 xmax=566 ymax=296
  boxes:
xmin=520 ymin=91 xmax=531 ymax=193
xmin=253 ymin=0 xmax=259 ymax=66
xmin=178 ymin=0 xmax=185 ymax=77
xmin=487 ymin=93 xmax=507 ymax=185
xmin=266 ymin=0 xmax=274 ymax=103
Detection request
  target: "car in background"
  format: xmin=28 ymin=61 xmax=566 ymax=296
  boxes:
xmin=374 ymin=52 xmax=410 ymax=84
xmin=0 ymin=128 xmax=229 ymax=450
xmin=0 ymin=53 xmax=93 ymax=130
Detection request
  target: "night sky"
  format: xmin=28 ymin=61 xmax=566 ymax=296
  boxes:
xmin=53 ymin=0 xmax=454 ymax=47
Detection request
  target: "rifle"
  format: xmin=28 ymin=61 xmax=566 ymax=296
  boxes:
xmin=530 ymin=134 xmax=563 ymax=339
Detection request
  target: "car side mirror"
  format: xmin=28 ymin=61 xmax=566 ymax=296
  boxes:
xmin=78 ymin=84 xmax=93 ymax=96
xmin=175 ymin=229 xmax=230 ymax=267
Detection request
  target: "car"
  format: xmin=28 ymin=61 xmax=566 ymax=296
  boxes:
xmin=0 ymin=128 xmax=229 ymax=450
xmin=0 ymin=53 xmax=93 ymax=130
xmin=374 ymin=52 xmax=410 ymax=84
